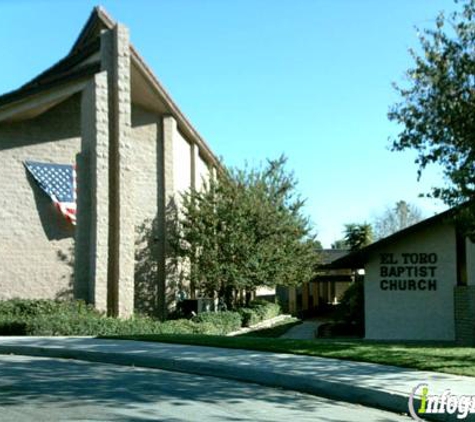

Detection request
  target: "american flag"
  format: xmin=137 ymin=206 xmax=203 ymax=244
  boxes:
xmin=24 ymin=161 xmax=77 ymax=225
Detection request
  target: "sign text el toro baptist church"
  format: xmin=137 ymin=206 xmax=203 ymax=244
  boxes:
xmin=379 ymin=253 xmax=438 ymax=291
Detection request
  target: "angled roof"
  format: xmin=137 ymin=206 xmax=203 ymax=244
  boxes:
xmin=70 ymin=6 xmax=114 ymax=54
xmin=319 ymin=249 xmax=349 ymax=265
xmin=326 ymin=206 xmax=458 ymax=269
xmin=0 ymin=7 xmax=219 ymax=166
xmin=0 ymin=39 xmax=100 ymax=109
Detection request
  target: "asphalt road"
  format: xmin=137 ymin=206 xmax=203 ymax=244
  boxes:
xmin=0 ymin=354 xmax=412 ymax=422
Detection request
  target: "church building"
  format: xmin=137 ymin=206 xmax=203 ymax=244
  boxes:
xmin=329 ymin=207 xmax=475 ymax=345
xmin=0 ymin=7 xmax=218 ymax=318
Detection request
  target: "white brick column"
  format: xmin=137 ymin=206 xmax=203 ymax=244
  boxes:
xmin=78 ymin=71 xmax=110 ymax=312
xmin=101 ymin=24 xmax=135 ymax=317
xmin=156 ymin=115 xmax=177 ymax=319
xmin=191 ymin=142 xmax=199 ymax=190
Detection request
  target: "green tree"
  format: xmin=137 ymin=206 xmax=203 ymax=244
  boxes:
xmin=389 ymin=0 xmax=475 ymax=207
xmin=373 ymin=200 xmax=424 ymax=240
xmin=343 ymin=223 xmax=373 ymax=251
xmin=169 ymin=156 xmax=319 ymax=307
xmin=336 ymin=222 xmax=372 ymax=334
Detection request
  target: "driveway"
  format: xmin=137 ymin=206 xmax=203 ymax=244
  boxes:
xmin=0 ymin=354 xmax=411 ymax=421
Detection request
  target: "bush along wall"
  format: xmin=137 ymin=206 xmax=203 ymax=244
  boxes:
xmin=238 ymin=300 xmax=281 ymax=327
xmin=0 ymin=299 xmax=281 ymax=336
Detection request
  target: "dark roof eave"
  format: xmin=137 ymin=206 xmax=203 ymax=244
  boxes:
xmin=69 ymin=6 xmax=115 ymax=54
xmin=0 ymin=63 xmax=100 ymax=112
xmin=18 ymin=38 xmax=101 ymax=94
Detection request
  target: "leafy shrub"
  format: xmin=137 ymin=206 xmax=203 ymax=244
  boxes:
xmin=0 ymin=299 xmax=99 ymax=318
xmin=239 ymin=300 xmax=281 ymax=327
xmin=0 ymin=299 xmax=108 ymax=336
xmin=192 ymin=311 xmax=242 ymax=334
xmin=157 ymin=319 xmax=200 ymax=335
xmin=238 ymin=308 xmax=260 ymax=327
xmin=0 ymin=299 xmax=280 ymax=336
xmin=334 ymin=279 xmax=364 ymax=335
xmin=24 ymin=314 xmax=116 ymax=336
xmin=250 ymin=300 xmax=280 ymax=320
xmin=0 ymin=299 xmax=161 ymax=336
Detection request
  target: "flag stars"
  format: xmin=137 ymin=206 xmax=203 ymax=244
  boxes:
xmin=24 ymin=161 xmax=77 ymax=225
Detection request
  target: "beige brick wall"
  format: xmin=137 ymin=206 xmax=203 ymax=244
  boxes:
xmin=131 ymin=105 xmax=161 ymax=315
xmin=0 ymin=95 xmax=81 ymax=300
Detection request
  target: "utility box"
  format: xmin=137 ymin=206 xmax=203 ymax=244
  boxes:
xmin=179 ymin=298 xmax=216 ymax=316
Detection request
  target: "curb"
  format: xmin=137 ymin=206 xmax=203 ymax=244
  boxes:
xmin=0 ymin=343 xmax=448 ymax=421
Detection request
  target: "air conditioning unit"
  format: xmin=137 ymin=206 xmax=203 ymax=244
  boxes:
xmin=179 ymin=298 xmax=216 ymax=315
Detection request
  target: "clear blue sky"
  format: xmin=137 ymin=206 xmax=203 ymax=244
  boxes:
xmin=0 ymin=0 xmax=458 ymax=246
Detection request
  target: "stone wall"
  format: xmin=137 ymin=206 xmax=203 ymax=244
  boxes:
xmin=0 ymin=95 xmax=81 ymax=300
xmin=131 ymin=105 xmax=161 ymax=316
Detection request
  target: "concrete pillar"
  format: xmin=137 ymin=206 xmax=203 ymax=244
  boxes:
xmin=191 ymin=142 xmax=199 ymax=190
xmin=211 ymin=166 xmax=217 ymax=181
xmin=77 ymin=71 xmax=110 ymax=312
xmin=157 ymin=115 xmax=177 ymax=319
xmin=101 ymin=24 xmax=134 ymax=317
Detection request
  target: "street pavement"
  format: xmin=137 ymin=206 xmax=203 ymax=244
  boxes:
xmin=0 ymin=337 xmax=473 ymax=421
xmin=0 ymin=354 xmax=412 ymax=422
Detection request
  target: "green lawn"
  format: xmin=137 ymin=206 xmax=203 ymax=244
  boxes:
xmin=108 ymin=333 xmax=475 ymax=377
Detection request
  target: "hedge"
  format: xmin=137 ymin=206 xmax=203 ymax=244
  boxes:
xmin=0 ymin=299 xmax=281 ymax=336
xmin=239 ymin=300 xmax=281 ymax=327
xmin=192 ymin=311 xmax=242 ymax=335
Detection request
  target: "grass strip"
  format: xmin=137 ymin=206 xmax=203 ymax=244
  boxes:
xmin=104 ymin=334 xmax=475 ymax=377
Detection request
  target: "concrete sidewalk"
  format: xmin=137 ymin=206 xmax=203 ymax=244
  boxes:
xmin=0 ymin=337 xmax=472 ymax=421
xmin=279 ymin=319 xmax=323 ymax=340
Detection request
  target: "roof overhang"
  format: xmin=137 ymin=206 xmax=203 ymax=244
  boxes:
xmin=0 ymin=6 xmax=221 ymax=167
xmin=0 ymin=64 xmax=99 ymax=123
xmin=129 ymin=50 xmax=218 ymax=166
